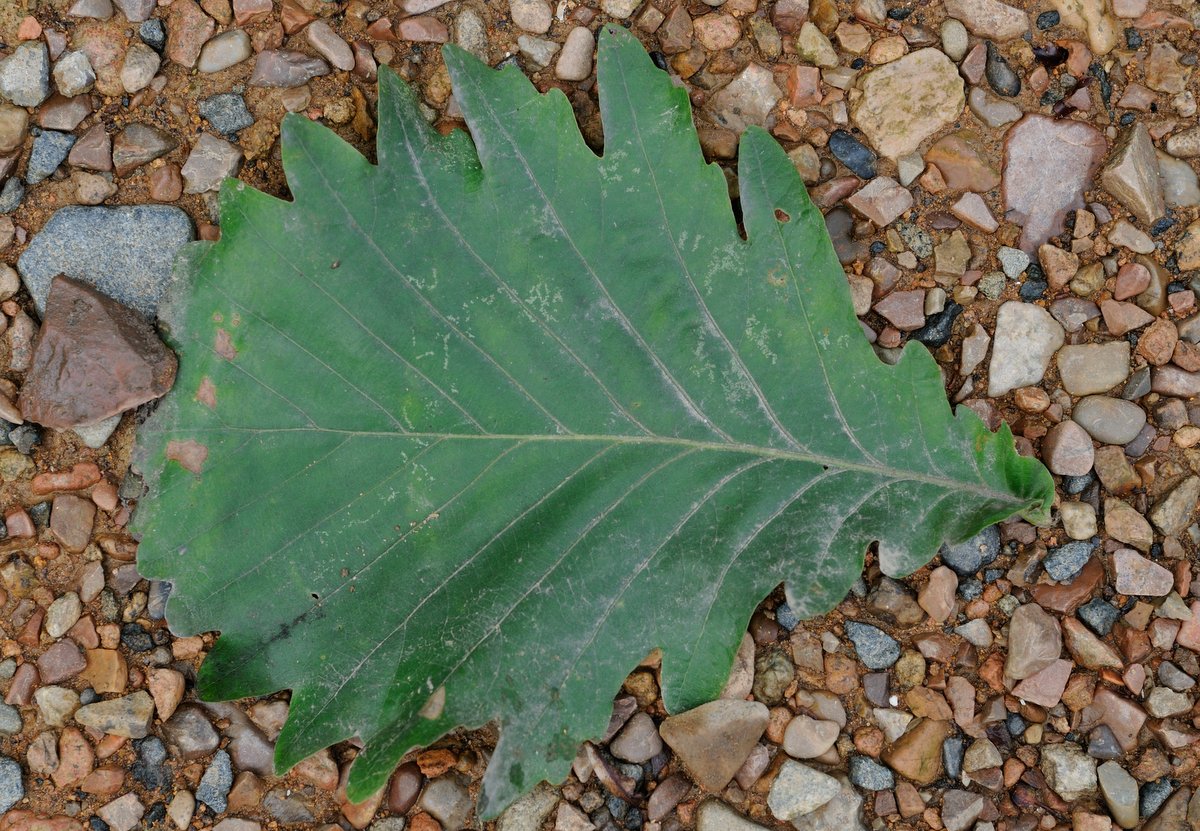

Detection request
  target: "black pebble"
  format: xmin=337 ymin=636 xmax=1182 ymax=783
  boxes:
xmin=120 ymin=622 xmax=154 ymax=652
xmin=1120 ymin=113 xmax=1135 ymax=126
xmin=1151 ymin=216 xmax=1176 ymax=235
xmin=869 ymin=240 xmax=886 ymax=255
xmin=910 ymin=302 xmax=963 ymax=348
xmin=886 ymin=7 xmax=912 ymax=19
xmin=985 ymin=42 xmax=1021 ymax=97
xmin=1125 ymin=28 xmax=1143 ymax=48
xmin=830 ymin=129 xmax=878 ymax=178
xmin=1036 ymin=10 xmax=1060 ymax=29
xmin=1019 ymin=279 xmax=1048 ymax=301
xmin=828 ymin=130 xmax=877 ymax=179
xmin=649 ymin=51 xmax=668 ymax=71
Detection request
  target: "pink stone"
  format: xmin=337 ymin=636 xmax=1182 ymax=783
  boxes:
xmin=846 ymin=176 xmax=913 ymax=226
xmin=1012 ymin=658 xmax=1072 ymax=707
xmin=1113 ymin=262 xmax=1151 ymax=299
xmin=873 ymin=290 xmax=925 ymax=331
xmin=1003 ymin=115 xmax=1106 ymax=253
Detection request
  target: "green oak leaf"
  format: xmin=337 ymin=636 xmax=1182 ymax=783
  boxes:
xmin=134 ymin=25 xmax=1052 ymax=817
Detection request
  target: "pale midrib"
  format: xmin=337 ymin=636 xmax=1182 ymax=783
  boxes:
xmin=147 ymin=423 xmax=1020 ymax=504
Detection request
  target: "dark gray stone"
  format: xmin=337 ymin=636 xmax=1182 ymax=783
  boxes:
xmin=196 ymin=749 xmax=233 ymax=813
xmin=1043 ymin=541 xmax=1093 ymax=582
xmin=0 ymin=756 xmax=22 ymax=814
xmin=26 ymin=129 xmax=76 ymax=184
xmin=844 ymin=621 xmax=899 ymax=669
xmin=17 ymin=205 xmax=194 ymax=318
xmin=848 ymin=755 xmax=894 ymax=790
xmin=939 ymin=525 xmax=1000 ymax=576
xmin=0 ymin=177 xmax=24 ymax=213
xmin=199 ymin=93 xmax=254 ymax=136
xmin=1078 ymin=598 xmax=1121 ymax=636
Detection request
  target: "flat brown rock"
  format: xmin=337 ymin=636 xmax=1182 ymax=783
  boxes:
xmin=1003 ymin=115 xmax=1105 ymax=252
xmin=18 ymin=275 xmax=177 ymax=429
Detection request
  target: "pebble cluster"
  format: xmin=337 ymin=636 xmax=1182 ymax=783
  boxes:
xmin=0 ymin=0 xmax=1199 ymax=830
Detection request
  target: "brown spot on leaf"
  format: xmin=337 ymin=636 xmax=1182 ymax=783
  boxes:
xmin=196 ymin=376 xmax=217 ymax=409
xmin=166 ymin=440 xmax=208 ymax=474
xmin=774 ymin=208 xmax=790 ymax=223
xmin=214 ymin=328 xmax=237 ymax=360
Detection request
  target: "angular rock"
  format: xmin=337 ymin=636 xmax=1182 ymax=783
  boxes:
xmin=1041 ymin=742 xmax=1097 ymax=801
xmin=18 ymin=205 xmax=193 ymax=318
xmin=1006 ymin=603 xmax=1062 ymax=680
xmin=767 ymin=761 xmax=840 ymax=820
xmin=659 ymin=700 xmax=768 ymax=791
xmin=1149 ymin=476 xmax=1199 ymax=536
xmin=882 ymin=719 xmax=950 ymax=785
xmin=75 ymin=691 xmax=155 ymax=738
xmin=250 ymin=50 xmax=330 ymax=87
xmin=0 ymin=42 xmax=51 ymax=107
xmin=792 ymin=776 xmax=865 ymax=831
xmin=18 ymin=276 xmax=177 ymax=429
xmin=987 ymin=301 xmax=1064 ymax=396
xmin=846 ymin=177 xmax=912 ymax=226
xmin=1099 ymin=761 xmax=1140 ymax=829
xmin=1112 ymin=549 xmax=1173 ymax=596
xmin=112 ymin=123 xmax=176 ymax=177
xmin=1003 ymin=115 xmax=1105 ymax=252
xmin=943 ymin=0 xmax=1028 ymax=39
xmin=851 ymin=49 xmax=964 ymax=159
xmin=1011 ymin=658 xmax=1072 ymax=707
xmin=1101 ymin=123 xmax=1166 ymax=224
xmin=706 ymin=64 xmax=781 ymax=133
xmin=181 ymin=133 xmax=243 ymax=193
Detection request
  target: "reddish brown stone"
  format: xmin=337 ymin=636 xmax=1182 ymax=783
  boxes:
xmin=19 ymin=276 xmax=177 ymax=429
xmin=32 ymin=462 xmax=102 ymax=495
xmin=67 ymin=124 xmax=112 ymax=172
xmin=1031 ymin=556 xmax=1104 ymax=613
xmin=165 ymin=0 xmax=215 ymax=68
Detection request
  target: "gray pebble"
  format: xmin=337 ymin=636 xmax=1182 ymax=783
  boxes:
xmin=0 ymin=178 xmax=25 ymax=213
xmin=199 ymin=93 xmax=255 ymax=136
xmin=848 ymin=755 xmax=894 ymax=790
xmin=0 ymin=703 xmax=21 ymax=735
xmin=1043 ymin=541 xmax=1093 ymax=582
xmin=0 ymin=42 xmax=51 ymax=107
xmin=196 ymin=749 xmax=233 ymax=813
xmin=18 ymin=205 xmax=194 ymax=318
xmin=0 ymin=757 xmax=20 ymax=813
xmin=26 ymin=130 xmax=76 ymax=184
xmin=939 ymin=525 xmax=1000 ymax=576
xmin=844 ymin=621 xmax=899 ymax=670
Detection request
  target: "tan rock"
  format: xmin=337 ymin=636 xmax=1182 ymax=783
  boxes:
xmin=1052 ymin=0 xmax=1118 ymax=54
xmin=881 ymin=718 xmax=951 ymax=784
xmin=943 ymin=0 xmax=1028 ymax=39
xmin=659 ymin=700 xmax=769 ymax=791
xmin=1104 ymin=498 xmax=1153 ymax=552
xmin=1100 ymin=123 xmax=1166 ymax=224
xmin=1005 ymin=603 xmax=1062 ymax=680
xmin=851 ymin=48 xmax=964 ymax=159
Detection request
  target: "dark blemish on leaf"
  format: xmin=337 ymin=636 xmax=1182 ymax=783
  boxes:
xmin=766 ymin=267 xmax=787 ymax=287
xmin=196 ymin=377 xmax=217 ymax=409
xmin=166 ymin=439 xmax=209 ymax=474
xmin=214 ymin=328 xmax=237 ymax=360
xmin=231 ymin=312 xmax=242 ymax=328
xmin=212 ymin=312 xmax=223 ymax=323
xmin=774 ymin=208 xmax=790 ymax=223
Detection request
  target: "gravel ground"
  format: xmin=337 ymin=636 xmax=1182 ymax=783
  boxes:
xmin=2 ymin=0 xmax=1200 ymax=830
